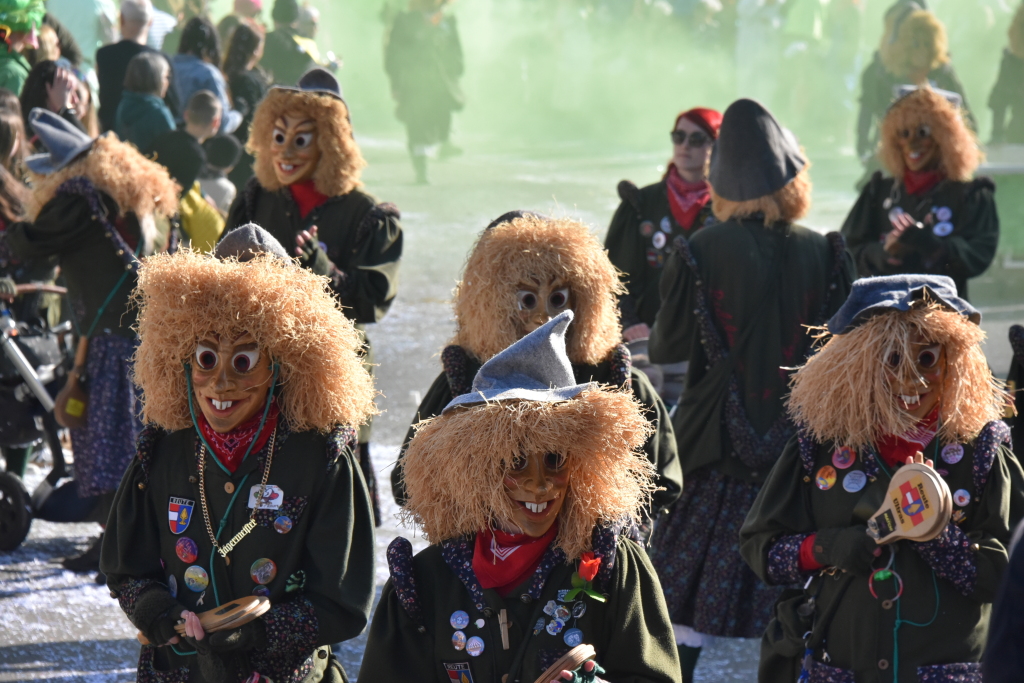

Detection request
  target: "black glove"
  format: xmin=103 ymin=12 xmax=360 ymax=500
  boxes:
xmin=564 ymin=660 xmax=607 ymax=683
xmin=132 ymin=587 xmax=184 ymax=646
xmin=296 ymin=237 xmax=333 ymax=276
xmin=811 ymin=526 xmax=880 ymax=577
xmin=897 ymin=224 xmax=944 ymax=261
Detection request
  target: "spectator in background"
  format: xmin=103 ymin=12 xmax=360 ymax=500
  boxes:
xmin=44 ymin=0 xmax=117 ymax=69
xmin=0 ymin=90 xmax=26 ymax=176
xmin=115 ymin=52 xmax=173 ymax=152
xmin=27 ymin=21 xmax=61 ymax=66
xmin=147 ymin=0 xmax=177 ymax=51
xmin=989 ymin=2 xmax=1024 ymax=145
xmin=199 ymin=133 xmax=241 ymax=212
xmin=222 ymin=22 xmax=267 ymax=189
xmin=217 ymin=0 xmax=264 ymax=47
xmin=159 ymin=0 xmax=210 ymax=56
xmin=260 ymin=0 xmax=315 ymax=86
xmin=97 ymin=0 xmax=179 ymax=133
xmin=172 ymin=16 xmax=242 ymax=133
xmin=0 ymin=0 xmax=45 ymax=96
xmin=20 ymin=62 xmax=86 ymax=149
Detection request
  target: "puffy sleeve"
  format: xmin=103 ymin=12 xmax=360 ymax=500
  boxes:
xmin=983 ymin=519 xmax=1024 ymax=681
xmin=4 ymin=194 xmax=95 ymax=261
xmin=357 ymin=576 xmax=438 ymax=681
xmin=940 ymin=179 xmax=998 ymax=282
xmin=628 ymin=367 xmax=681 ymax=514
xmin=648 ymin=239 xmax=698 ymax=365
xmin=333 ymin=202 xmax=403 ymax=325
xmin=840 ymin=172 xmax=894 ymax=279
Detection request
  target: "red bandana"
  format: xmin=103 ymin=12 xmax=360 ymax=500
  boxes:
xmin=289 ymin=179 xmax=329 ymax=219
xmin=665 ymin=164 xmax=711 ymax=231
xmin=197 ymin=400 xmax=280 ymax=473
xmin=903 ymin=169 xmax=944 ymax=196
xmin=876 ymin=405 xmax=940 ymax=470
xmin=473 ymin=523 xmax=558 ymax=597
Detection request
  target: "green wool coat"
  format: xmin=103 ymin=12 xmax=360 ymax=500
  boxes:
xmin=739 ymin=423 xmax=1023 ymax=683
xmin=358 ymin=530 xmax=680 ymax=683
xmin=100 ymin=423 xmax=376 ymax=683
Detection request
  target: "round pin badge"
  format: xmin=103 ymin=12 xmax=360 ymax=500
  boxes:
xmin=563 ymin=628 xmax=584 ymax=647
xmin=660 ymin=216 xmax=671 ymax=233
xmin=933 ymin=222 xmax=954 ymax=237
xmin=546 ymin=619 xmax=565 ymax=636
xmin=554 ymin=606 xmax=570 ymax=620
xmin=832 ymin=446 xmax=856 ymax=470
xmin=639 ymin=221 xmax=654 ymax=237
xmin=843 ymin=470 xmax=867 ymax=493
xmin=175 ymin=537 xmax=198 ymax=564
xmin=572 ymin=602 xmax=587 ymax=619
xmin=452 ymin=630 xmax=467 ymax=651
xmin=466 ymin=636 xmax=485 ymax=657
xmin=816 ymin=465 xmax=837 ymax=491
xmin=184 ymin=565 xmax=209 ymax=592
xmin=936 ymin=206 xmax=952 ymax=221
xmin=252 ymin=586 xmax=270 ymax=597
xmin=888 ymin=207 xmax=906 ymax=223
xmin=167 ymin=573 xmax=178 ymax=598
xmin=954 ymin=489 xmax=971 ymax=507
xmin=274 ymin=516 xmax=293 ymax=534
xmin=652 ymin=231 xmax=667 ymax=249
xmin=475 ymin=618 xmax=485 ymax=629
xmin=250 ymin=558 xmax=277 ymax=585
xmin=543 ymin=600 xmax=557 ymax=617
xmin=941 ymin=444 xmax=964 ymax=465
xmin=450 ymin=610 xmax=470 ymax=630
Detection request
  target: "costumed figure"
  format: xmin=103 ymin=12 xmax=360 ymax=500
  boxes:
xmin=260 ymin=0 xmax=316 ymax=87
xmin=740 ymin=274 xmax=1023 ymax=682
xmin=360 ymin=311 xmax=680 ymax=683
xmin=227 ymin=67 xmax=403 ymax=525
xmin=100 ymin=224 xmax=378 ymax=683
xmin=841 ymin=86 xmax=997 ymax=300
xmin=855 ymin=4 xmax=974 ymax=184
xmin=0 ymin=0 xmax=43 ymax=96
xmin=389 ymin=211 xmax=681 ymax=530
xmin=2 ymin=108 xmax=178 ymax=573
xmin=647 ymin=99 xmax=854 ymax=682
xmin=604 ymin=107 xmax=722 ymax=405
xmin=988 ymin=2 xmax=1024 ymax=145
xmin=384 ymin=0 xmax=464 ymax=184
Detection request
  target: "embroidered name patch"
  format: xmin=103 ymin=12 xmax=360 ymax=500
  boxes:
xmin=168 ymin=497 xmax=195 ymax=534
xmin=444 ymin=661 xmax=475 ymax=683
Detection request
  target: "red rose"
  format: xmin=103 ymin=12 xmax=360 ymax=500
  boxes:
xmin=578 ymin=552 xmax=601 ymax=582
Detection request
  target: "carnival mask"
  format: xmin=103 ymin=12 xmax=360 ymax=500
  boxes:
xmin=502 ymin=450 xmax=569 ymax=537
xmin=516 ymin=278 xmax=572 ymax=336
xmin=270 ymin=114 xmax=321 ymax=186
xmin=886 ymin=330 xmax=945 ymax=421
xmin=191 ymin=332 xmax=275 ymax=433
xmin=897 ymin=121 xmax=939 ymax=173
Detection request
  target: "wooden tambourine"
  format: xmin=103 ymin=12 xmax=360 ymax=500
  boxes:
xmin=136 ymin=596 xmax=270 ymax=645
xmin=533 ymin=644 xmax=597 ymax=683
xmin=866 ymin=463 xmax=952 ymax=544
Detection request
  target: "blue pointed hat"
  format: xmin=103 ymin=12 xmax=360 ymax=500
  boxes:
xmin=827 ymin=274 xmax=979 ymax=335
xmin=25 ymin=108 xmax=96 ymax=175
xmin=442 ymin=310 xmax=595 ymax=414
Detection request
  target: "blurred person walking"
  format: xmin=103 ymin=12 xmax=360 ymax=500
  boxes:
xmin=115 ymin=52 xmax=174 ymax=152
xmin=216 ymin=0 xmax=263 ymax=47
xmin=604 ymin=108 xmax=721 ymax=406
xmin=259 ymin=0 xmax=315 ymax=86
xmin=0 ymin=0 xmax=44 ymax=96
xmin=988 ymin=2 xmax=1024 ymax=145
xmin=221 ymin=22 xmax=267 ymax=190
xmin=384 ymin=0 xmax=464 ymax=184
xmin=171 ymin=15 xmax=242 ymax=134
xmin=648 ymin=99 xmax=854 ymax=683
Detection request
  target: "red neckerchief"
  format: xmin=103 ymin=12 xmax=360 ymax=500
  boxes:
xmin=288 ymin=179 xmax=329 ymax=219
xmin=876 ymin=405 xmax=940 ymax=470
xmin=903 ymin=169 xmax=944 ymax=196
xmin=664 ymin=164 xmax=711 ymax=231
xmin=473 ymin=523 xmax=558 ymax=597
xmin=197 ymin=400 xmax=280 ymax=473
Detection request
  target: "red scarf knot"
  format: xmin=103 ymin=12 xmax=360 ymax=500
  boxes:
xmin=288 ymin=179 xmax=329 ymax=219
xmin=665 ymin=165 xmax=711 ymax=231
xmin=876 ymin=405 xmax=940 ymax=469
xmin=197 ymin=400 xmax=280 ymax=473
xmin=903 ymin=169 xmax=944 ymax=196
xmin=473 ymin=523 xmax=558 ymax=597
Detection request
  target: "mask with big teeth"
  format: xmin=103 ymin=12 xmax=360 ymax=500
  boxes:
xmin=886 ymin=330 xmax=945 ymax=421
xmin=191 ymin=331 xmax=275 ymax=433
xmin=270 ymin=113 xmax=321 ymax=186
xmin=502 ymin=450 xmax=569 ymax=537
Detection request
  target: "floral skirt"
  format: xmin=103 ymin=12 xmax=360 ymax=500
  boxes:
xmin=649 ymin=466 xmax=780 ymax=638
xmin=70 ymin=334 xmax=141 ymax=497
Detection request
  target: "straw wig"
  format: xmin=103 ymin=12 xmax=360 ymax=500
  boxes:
xmin=132 ymin=249 xmax=376 ymax=432
xmin=788 ymin=302 xmax=1006 ymax=449
xmin=879 ymin=87 xmax=979 ymax=182
xmin=452 ymin=214 xmax=623 ymax=365
xmin=248 ymin=88 xmax=366 ymax=197
xmin=879 ymin=10 xmax=949 ymax=78
xmin=711 ymin=165 xmax=812 ymax=226
xmin=402 ymin=390 xmax=656 ymax=560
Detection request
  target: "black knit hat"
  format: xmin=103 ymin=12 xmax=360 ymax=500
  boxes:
xmin=203 ymin=134 xmax=242 ymax=170
xmin=272 ymin=0 xmax=299 ymax=24
xmin=708 ymin=99 xmax=806 ymax=202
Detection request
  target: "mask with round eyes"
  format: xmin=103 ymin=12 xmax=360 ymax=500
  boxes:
xmin=503 ymin=451 xmax=569 ymax=537
xmin=515 ymin=281 xmax=572 ymax=336
xmin=270 ymin=114 xmax=321 ymax=186
xmin=886 ymin=336 xmax=946 ymax=420
xmin=191 ymin=333 xmax=275 ymax=433
xmin=897 ymin=121 xmax=939 ymax=172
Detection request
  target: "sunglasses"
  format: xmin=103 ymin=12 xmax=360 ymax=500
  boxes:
xmin=671 ymin=130 xmax=711 ymax=147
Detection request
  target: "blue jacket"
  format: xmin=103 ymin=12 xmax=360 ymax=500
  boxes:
xmin=170 ymin=54 xmax=242 ymax=134
xmin=115 ymin=90 xmax=175 ymax=153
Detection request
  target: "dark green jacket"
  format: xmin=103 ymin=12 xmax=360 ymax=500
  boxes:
xmin=604 ymin=179 xmax=715 ymax=329
xmin=100 ymin=423 xmax=376 ymax=682
xmin=359 ymin=527 xmax=679 ymax=682
xmin=0 ymin=43 xmax=29 ymax=96
xmin=739 ymin=423 xmax=1023 ymax=683
xmin=389 ymin=344 xmax=682 ymax=516
xmin=840 ymin=172 xmax=998 ymax=300
xmin=226 ymin=179 xmax=403 ymax=325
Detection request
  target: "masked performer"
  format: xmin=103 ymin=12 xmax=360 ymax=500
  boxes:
xmin=227 ymin=68 xmax=403 ymax=525
xmin=100 ymin=225 xmax=377 ymax=683
xmin=988 ymin=2 xmax=1024 ymax=145
xmin=740 ymin=274 xmax=1022 ymax=682
xmin=842 ymin=86 xmax=996 ymax=300
xmin=361 ymin=311 xmax=678 ymax=683
xmin=604 ymin=107 xmax=721 ymax=403
xmin=389 ymin=211 xmax=681 ymax=527
xmin=2 ymin=109 xmax=178 ymax=573
xmin=648 ymin=99 xmax=854 ymax=682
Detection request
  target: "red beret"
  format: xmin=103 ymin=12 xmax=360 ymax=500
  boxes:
xmin=675 ymin=108 xmax=723 ymax=140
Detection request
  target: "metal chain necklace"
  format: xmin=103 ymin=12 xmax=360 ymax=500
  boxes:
xmin=197 ymin=426 xmax=278 ymax=564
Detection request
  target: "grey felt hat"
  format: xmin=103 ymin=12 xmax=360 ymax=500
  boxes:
xmin=708 ymin=98 xmax=805 ymax=202
xmin=214 ymin=223 xmax=293 ymax=263
xmin=827 ymin=274 xmax=979 ymax=335
xmin=25 ymin=108 xmax=96 ymax=175
xmin=442 ymin=310 xmax=595 ymax=414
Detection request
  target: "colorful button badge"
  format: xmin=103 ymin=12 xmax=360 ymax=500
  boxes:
xmin=941 ymin=444 xmax=964 ymax=465
xmin=252 ymin=586 xmax=270 ymax=597
xmin=563 ymin=628 xmax=584 ymax=647
xmin=466 ymin=636 xmax=485 ymax=657
xmin=832 ymin=447 xmax=856 ymax=470
xmin=250 ymin=558 xmax=277 ymax=585
xmin=452 ymin=631 xmax=466 ymax=651
xmin=175 ymin=537 xmax=198 ymax=564
xmin=184 ymin=565 xmax=209 ymax=592
xmin=954 ymin=489 xmax=971 ymax=507
xmin=274 ymin=516 xmax=293 ymax=534
xmin=450 ymin=610 xmax=470 ymax=630
xmin=843 ymin=470 xmax=867 ymax=493
xmin=816 ymin=465 xmax=837 ymax=491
